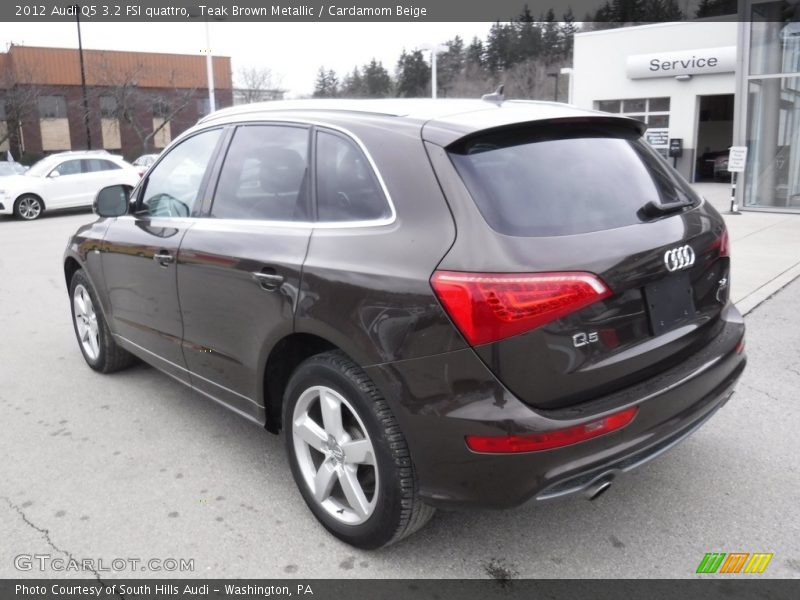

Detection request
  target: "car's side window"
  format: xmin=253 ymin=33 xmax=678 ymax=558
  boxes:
xmin=315 ymin=130 xmax=391 ymax=223
xmin=83 ymin=159 xmax=121 ymax=173
xmin=52 ymin=159 xmax=82 ymax=177
xmin=210 ymin=125 xmax=310 ymax=221
xmin=138 ymin=128 xmax=222 ymax=218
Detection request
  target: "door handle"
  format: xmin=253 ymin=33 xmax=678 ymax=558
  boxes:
xmin=252 ymin=270 xmax=284 ymax=291
xmin=153 ymin=251 xmax=174 ymax=266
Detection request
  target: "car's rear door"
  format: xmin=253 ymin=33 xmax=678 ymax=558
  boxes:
xmin=78 ymin=159 xmax=117 ymax=206
xmin=176 ymin=123 xmax=313 ymax=421
xmin=100 ymin=128 xmax=225 ymax=383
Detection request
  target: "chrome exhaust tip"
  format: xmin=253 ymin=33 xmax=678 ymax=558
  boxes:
xmin=585 ymin=476 xmax=614 ymax=501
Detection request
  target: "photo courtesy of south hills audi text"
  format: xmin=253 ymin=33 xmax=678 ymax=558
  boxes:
xmin=14 ymin=584 xmax=315 ymax=597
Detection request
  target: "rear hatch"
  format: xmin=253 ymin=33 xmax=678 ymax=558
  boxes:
xmin=427 ymin=117 xmax=731 ymax=410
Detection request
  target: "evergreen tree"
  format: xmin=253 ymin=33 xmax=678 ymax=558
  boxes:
xmin=438 ymin=36 xmax=466 ymax=97
xmin=395 ymin=50 xmax=430 ymax=97
xmin=341 ymin=67 xmax=364 ymax=97
xmin=695 ymin=0 xmax=737 ymax=18
xmin=485 ymin=22 xmax=516 ymax=72
xmin=541 ymin=9 xmax=561 ymax=63
xmin=559 ymin=8 xmax=579 ymax=60
xmin=362 ymin=59 xmax=392 ymax=97
xmin=641 ymin=0 xmax=684 ymax=20
xmin=514 ymin=6 xmax=543 ymax=63
xmin=611 ymin=0 xmax=645 ymax=22
xmin=466 ymin=36 xmax=485 ymax=68
xmin=312 ymin=67 xmax=338 ymax=98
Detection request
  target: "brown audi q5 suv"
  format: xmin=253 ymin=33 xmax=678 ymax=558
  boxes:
xmin=64 ymin=99 xmax=745 ymax=548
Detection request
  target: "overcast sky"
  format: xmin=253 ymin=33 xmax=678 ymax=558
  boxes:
xmin=4 ymin=22 xmax=494 ymax=97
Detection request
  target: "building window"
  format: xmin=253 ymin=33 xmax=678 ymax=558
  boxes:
xmin=595 ymin=97 xmax=671 ymax=157
xmin=650 ymin=97 xmax=671 ymax=112
xmin=648 ymin=115 xmax=670 ymax=128
xmin=153 ymin=100 xmax=171 ymax=118
xmin=596 ymin=100 xmax=621 ymax=113
xmin=745 ymin=75 xmax=800 ymax=208
xmin=100 ymin=96 xmax=118 ymax=119
xmin=0 ymin=98 xmax=6 ymax=120
xmin=623 ymin=98 xmax=647 ymax=113
xmin=38 ymin=96 xmax=67 ymax=119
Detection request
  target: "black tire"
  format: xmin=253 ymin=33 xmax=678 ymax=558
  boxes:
xmin=14 ymin=194 xmax=44 ymax=220
xmin=283 ymin=350 xmax=435 ymax=549
xmin=69 ymin=269 xmax=136 ymax=373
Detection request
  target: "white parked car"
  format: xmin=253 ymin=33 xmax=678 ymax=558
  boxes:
xmin=0 ymin=151 xmax=140 ymax=220
xmin=132 ymin=153 xmax=159 ymax=177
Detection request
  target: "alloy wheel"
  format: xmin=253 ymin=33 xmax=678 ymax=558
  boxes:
xmin=292 ymin=385 xmax=379 ymax=525
xmin=17 ymin=197 xmax=42 ymax=220
xmin=73 ymin=284 xmax=100 ymax=361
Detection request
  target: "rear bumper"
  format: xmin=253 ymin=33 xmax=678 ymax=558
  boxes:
xmin=364 ymin=303 xmax=746 ymax=509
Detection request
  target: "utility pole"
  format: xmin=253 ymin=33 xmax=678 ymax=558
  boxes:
xmin=75 ymin=4 xmax=92 ymax=149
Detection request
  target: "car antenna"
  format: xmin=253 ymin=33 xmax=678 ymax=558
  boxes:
xmin=481 ymin=85 xmax=505 ymax=106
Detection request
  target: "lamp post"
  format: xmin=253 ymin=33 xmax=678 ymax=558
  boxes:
xmin=74 ymin=4 xmax=92 ymax=149
xmin=419 ymin=43 xmax=447 ymax=99
xmin=204 ymin=20 xmax=216 ymax=113
xmin=189 ymin=10 xmax=218 ymax=114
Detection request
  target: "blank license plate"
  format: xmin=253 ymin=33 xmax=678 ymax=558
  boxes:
xmin=644 ymin=272 xmax=696 ymax=336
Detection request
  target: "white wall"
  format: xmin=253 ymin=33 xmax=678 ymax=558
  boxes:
xmin=573 ymin=22 xmax=738 ymax=153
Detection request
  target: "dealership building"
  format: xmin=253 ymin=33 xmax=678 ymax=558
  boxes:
xmin=573 ymin=3 xmax=799 ymax=212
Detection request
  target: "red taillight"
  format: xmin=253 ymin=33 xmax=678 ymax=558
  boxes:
xmin=465 ymin=406 xmax=638 ymax=454
xmin=735 ymin=337 xmax=745 ymax=353
xmin=719 ymin=228 xmax=730 ymax=257
xmin=430 ymin=271 xmax=612 ymax=346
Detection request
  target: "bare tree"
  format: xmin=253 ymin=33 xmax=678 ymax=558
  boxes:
xmin=88 ymin=59 xmax=198 ymax=156
xmin=236 ymin=66 xmax=284 ymax=103
xmin=0 ymin=63 xmax=42 ymax=151
xmin=444 ymin=57 xmax=570 ymax=101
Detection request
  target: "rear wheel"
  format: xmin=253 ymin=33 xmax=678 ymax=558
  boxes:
xmin=69 ymin=269 xmax=136 ymax=373
xmin=14 ymin=195 xmax=43 ymax=220
xmin=283 ymin=351 xmax=434 ymax=548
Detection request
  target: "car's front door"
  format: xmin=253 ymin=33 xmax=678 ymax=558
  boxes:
xmin=177 ymin=124 xmax=313 ymax=421
xmin=100 ymin=128 xmax=225 ymax=382
xmin=44 ymin=159 xmax=84 ymax=208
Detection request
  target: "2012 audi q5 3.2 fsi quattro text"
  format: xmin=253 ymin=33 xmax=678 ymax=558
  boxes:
xmin=64 ymin=99 xmax=745 ymax=548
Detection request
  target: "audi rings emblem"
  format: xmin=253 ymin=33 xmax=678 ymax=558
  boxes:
xmin=664 ymin=245 xmax=695 ymax=272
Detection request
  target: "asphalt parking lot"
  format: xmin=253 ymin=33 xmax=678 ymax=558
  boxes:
xmin=1 ymin=210 xmax=798 ymax=579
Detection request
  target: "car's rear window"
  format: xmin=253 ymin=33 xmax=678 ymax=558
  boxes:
xmin=448 ymin=126 xmax=700 ymax=237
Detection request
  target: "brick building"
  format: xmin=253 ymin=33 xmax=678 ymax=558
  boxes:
xmin=0 ymin=45 xmax=232 ymax=162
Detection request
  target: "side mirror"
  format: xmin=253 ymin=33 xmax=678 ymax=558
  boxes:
xmin=94 ymin=185 xmax=130 ymax=217
xmin=48 ymin=170 xmax=60 ymax=178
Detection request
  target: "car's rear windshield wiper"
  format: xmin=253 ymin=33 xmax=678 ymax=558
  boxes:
xmin=638 ymin=199 xmax=693 ymax=219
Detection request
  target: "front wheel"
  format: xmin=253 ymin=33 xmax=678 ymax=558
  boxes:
xmin=69 ymin=269 xmax=136 ymax=373
xmin=14 ymin=195 xmax=43 ymax=220
xmin=283 ymin=351 xmax=434 ymax=549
